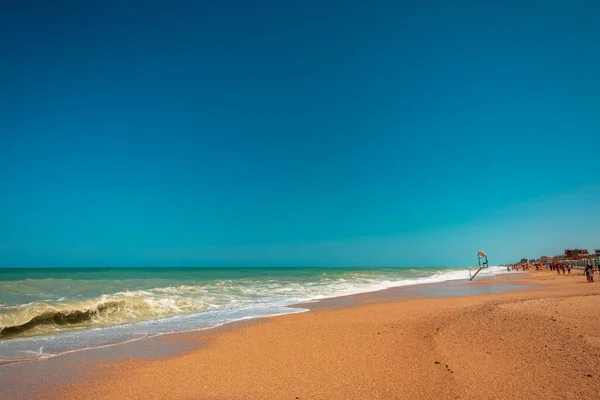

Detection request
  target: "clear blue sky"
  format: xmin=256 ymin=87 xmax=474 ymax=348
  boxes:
xmin=1 ymin=1 xmax=599 ymax=267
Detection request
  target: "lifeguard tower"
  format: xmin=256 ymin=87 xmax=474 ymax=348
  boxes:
xmin=469 ymin=250 xmax=495 ymax=281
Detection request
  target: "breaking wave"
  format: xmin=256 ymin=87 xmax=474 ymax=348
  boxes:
xmin=0 ymin=301 xmax=126 ymax=338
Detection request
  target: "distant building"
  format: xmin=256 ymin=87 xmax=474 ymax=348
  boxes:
xmin=595 ymin=249 xmax=600 ymax=256
xmin=564 ymin=249 xmax=590 ymax=260
xmin=540 ymin=256 xmax=550 ymax=262
xmin=520 ymin=258 xmax=528 ymax=264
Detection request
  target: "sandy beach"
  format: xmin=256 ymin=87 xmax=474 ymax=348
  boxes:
xmin=4 ymin=271 xmax=600 ymax=400
xmin=4 ymin=2 xmax=599 ymax=399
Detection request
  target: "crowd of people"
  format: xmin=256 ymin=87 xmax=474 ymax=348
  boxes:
xmin=549 ymin=263 xmax=572 ymax=275
xmin=507 ymin=261 xmax=600 ymax=283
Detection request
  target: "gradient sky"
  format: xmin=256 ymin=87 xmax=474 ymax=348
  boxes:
xmin=1 ymin=0 xmax=599 ymax=267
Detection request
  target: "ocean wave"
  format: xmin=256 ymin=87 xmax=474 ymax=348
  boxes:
xmin=0 ymin=290 xmax=214 ymax=340
xmin=0 ymin=301 xmax=126 ymax=338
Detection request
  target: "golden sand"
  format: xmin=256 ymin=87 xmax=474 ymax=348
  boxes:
xmin=49 ymin=271 xmax=600 ymax=400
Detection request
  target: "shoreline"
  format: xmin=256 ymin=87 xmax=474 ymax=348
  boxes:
xmin=292 ymin=272 xmax=529 ymax=311
xmin=0 ymin=270 xmax=524 ymax=367
xmin=3 ymin=270 xmax=600 ymax=399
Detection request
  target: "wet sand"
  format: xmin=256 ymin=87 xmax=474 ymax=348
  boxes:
xmin=4 ymin=270 xmax=600 ymax=399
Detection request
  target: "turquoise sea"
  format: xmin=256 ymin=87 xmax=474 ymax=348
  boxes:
xmin=0 ymin=266 xmax=504 ymax=363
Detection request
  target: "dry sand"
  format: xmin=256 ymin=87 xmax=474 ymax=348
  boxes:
xmin=29 ymin=272 xmax=600 ymax=399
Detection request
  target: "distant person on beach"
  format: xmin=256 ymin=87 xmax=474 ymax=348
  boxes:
xmin=567 ymin=265 xmax=571 ymax=274
xmin=585 ymin=265 xmax=594 ymax=283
